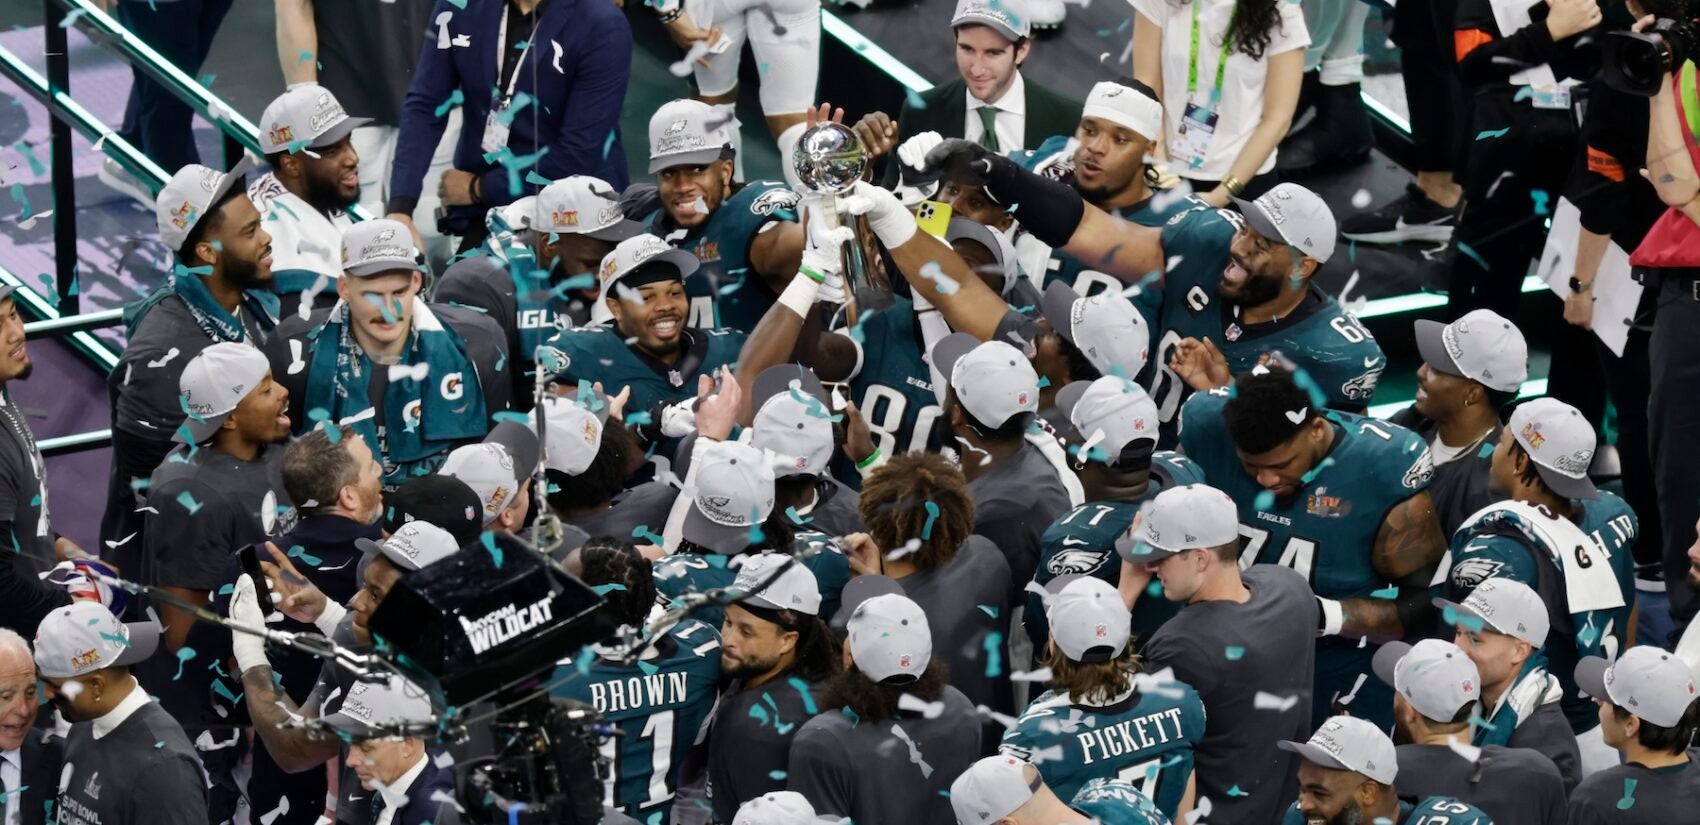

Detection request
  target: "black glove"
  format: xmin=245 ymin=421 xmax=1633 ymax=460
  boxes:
xmin=922 ymin=139 xmax=1085 ymax=247
xmin=919 ymin=138 xmax=998 ymax=188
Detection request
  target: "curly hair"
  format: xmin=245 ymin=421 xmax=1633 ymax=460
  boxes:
xmin=1167 ymin=0 xmax=1287 ymax=61
xmin=1223 ymin=365 xmax=1314 ymax=454
xmin=824 ymin=658 xmax=949 ymax=724
xmin=578 ymin=537 xmax=658 ymax=628
xmin=858 ymin=452 xmax=975 ymax=572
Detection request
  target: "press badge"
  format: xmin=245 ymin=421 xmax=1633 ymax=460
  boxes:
xmin=1171 ymin=101 xmax=1219 ymax=168
xmin=1527 ymin=84 xmax=1571 ymax=110
xmin=481 ymin=104 xmax=511 ymax=154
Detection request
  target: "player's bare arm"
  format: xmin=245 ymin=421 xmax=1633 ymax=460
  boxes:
xmin=1339 ymin=492 xmax=1446 ymax=640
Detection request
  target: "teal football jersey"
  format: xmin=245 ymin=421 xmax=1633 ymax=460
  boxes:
xmin=552 ymin=619 xmax=722 ymax=822
xmin=1442 ymin=493 xmax=1638 ymax=733
xmin=545 ymin=325 xmax=745 ymax=421
xmin=648 ymin=181 xmax=800 ymax=333
xmin=1144 ymin=206 xmax=1385 ymax=444
xmin=1000 ymin=680 xmax=1206 ymax=819
xmin=832 ymin=296 xmax=942 ymax=489
xmin=653 ymin=536 xmax=851 ymax=630
xmin=1179 ymin=388 xmax=1434 ymax=730
xmin=1010 ymin=136 xmax=1195 ymax=298
xmin=1281 ymin=795 xmax=1493 ymax=825
xmin=1026 ymin=452 xmax=1207 ymax=652
xmin=1070 ymin=778 xmax=1173 ymax=825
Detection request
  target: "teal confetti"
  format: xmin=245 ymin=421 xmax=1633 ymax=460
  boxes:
xmin=172 ymin=263 xmax=213 ymax=279
xmin=58 ymin=9 xmax=87 ymax=28
xmin=1146 ymin=580 xmax=1163 ymax=597
xmin=435 ymin=90 xmax=466 ymax=118
xmin=15 ymin=143 xmax=45 ymax=178
xmin=982 ymin=632 xmax=1003 ymax=677
xmin=173 ymin=646 xmax=195 ymax=681
xmin=446 ymin=0 xmax=467 ymax=6
xmin=787 ymin=676 xmax=818 ymax=715
xmin=921 ymin=501 xmax=941 ymax=540
xmin=632 ymin=525 xmax=665 ymax=545
xmin=1475 ymin=128 xmax=1510 ymax=141
xmin=977 ymin=604 xmax=998 ymax=618
xmin=625 ymin=411 xmax=653 ymax=426
xmin=1455 ymin=241 xmax=1490 ymax=271
xmin=198 ymin=73 xmax=217 ymax=89
xmin=1299 ymin=457 xmax=1335 ymax=485
xmin=1224 ymin=646 xmax=1245 ymax=661
xmin=784 ymin=506 xmax=812 ymax=525
xmin=840 ymin=705 xmax=860 ymax=727
xmin=1513 ymin=86 xmax=1535 ymax=103
xmin=286 ymin=545 xmax=323 ymax=567
xmin=603 ymin=131 xmax=618 ymax=160
xmin=748 ymin=703 xmax=771 ymax=728
xmin=1369 ymin=586 xmax=1399 ymax=599
xmin=176 ymin=491 xmax=203 ymax=515
xmin=1253 ymin=490 xmax=1275 ymax=511
xmin=1444 ymin=606 xmax=1486 ymax=634
xmin=1036 ymin=376 xmax=1051 ymax=389
xmin=8 ymin=185 xmax=28 ymax=221
xmin=1617 ymin=778 xmax=1637 ymax=810
xmin=492 ymin=411 xmax=530 ymax=425
xmin=592 ymin=583 xmax=627 ymax=595
xmin=1226 ymin=786 xmax=1248 ymax=797
xmin=481 ymin=531 xmax=503 ymax=567
xmin=525 ymin=171 xmax=552 ymax=186
xmin=1530 ymin=189 xmax=1550 ymax=216
xmin=637 ymin=660 xmax=658 ymax=676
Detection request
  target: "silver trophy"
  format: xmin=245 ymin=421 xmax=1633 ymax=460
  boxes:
xmin=793 ymin=122 xmax=884 ymax=324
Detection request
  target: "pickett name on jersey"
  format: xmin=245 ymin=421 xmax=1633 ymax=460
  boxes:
xmin=1078 ymin=707 xmax=1187 ymax=765
xmin=588 ymin=671 xmax=694 ymax=714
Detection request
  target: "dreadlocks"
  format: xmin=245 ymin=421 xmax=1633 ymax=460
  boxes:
xmin=858 ymin=452 xmax=975 ymax=571
xmin=578 ymin=537 xmax=658 ymax=628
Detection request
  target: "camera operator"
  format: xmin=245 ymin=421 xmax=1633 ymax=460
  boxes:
xmin=1630 ymin=4 xmax=1700 ymax=639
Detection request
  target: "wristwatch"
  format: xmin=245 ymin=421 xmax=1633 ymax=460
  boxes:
xmin=1568 ymin=276 xmax=1591 ymax=293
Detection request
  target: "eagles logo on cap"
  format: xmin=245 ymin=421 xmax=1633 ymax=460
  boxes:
xmin=664 ymin=119 xmax=689 ymax=136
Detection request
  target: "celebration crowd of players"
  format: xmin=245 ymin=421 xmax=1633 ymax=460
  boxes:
xmin=6 ymin=0 xmax=1700 ymax=823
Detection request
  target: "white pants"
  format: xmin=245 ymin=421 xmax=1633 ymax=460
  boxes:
xmin=1301 ymin=0 xmax=1370 ymax=86
xmin=352 ymin=108 xmax=462 ymax=270
xmin=685 ymin=0 xmax=821 ymax=115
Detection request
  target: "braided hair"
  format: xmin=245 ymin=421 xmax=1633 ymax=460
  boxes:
xmin=578 ymin=537 xmax=658 ymax=628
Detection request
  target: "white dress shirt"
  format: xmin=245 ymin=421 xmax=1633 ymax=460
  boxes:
xmin=373 ymin=752 xmax=429 ymax=825
xmin=90 ymin=683 xmax=150 ymax=741
xmin=964 ymin=71 xmax=1028 ymax=153
xmin=1 ymin=748 xmax=19 ymax=825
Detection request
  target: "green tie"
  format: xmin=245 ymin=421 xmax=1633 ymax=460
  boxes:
xmin=976 ymin=106 xmax=1001 ymax=153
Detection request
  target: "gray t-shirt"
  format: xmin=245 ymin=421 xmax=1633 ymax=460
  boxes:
xmin=1140 ymin=565 xmax=1319 ymax=824
xmin=583 ymin=481 xmax=682 ymax=543
xmin=787 ymin=686 xmax=981 ymax=825
xmin=706 ymin=678 xmax=824 ymax=823
xmin=1507 ymin=698 xmax=1583 ymax=794
xmin=967 ymin=441 xmax=1071 ymax=599
xmin=793 ymin=477 xmax=863 ymax=538
xmin=310 ymin=0 xmax=433 ymax=127
xmin=0 ymin=392 xmax=54 ymax=568
xmin=1396 ymin=743 xmax=1566 ymax=825
xmin=893 ymin=536 xmax=1014 ymax=724
xmin=143 ymin=443 xmax=290 ymax=591
xmin=56 ymin=699 xmax=207 ymax=825
xmin=1567 ymin=759 xmax=1700 ymax=824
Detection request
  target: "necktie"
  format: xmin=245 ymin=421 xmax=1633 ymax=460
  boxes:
xmin=976 ymin=106 xmax=1001 ymax=153
xmin=3 ymin=754 xmax=17 ymax=825
xmin=368 ymin=794 xmax=387 ymax=825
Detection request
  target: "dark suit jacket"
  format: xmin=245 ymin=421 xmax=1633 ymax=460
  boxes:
xmin=20 ymin=728 xmax=63 ymax=825
xmin=394 ymin=756 xmax=458 ymax=825
xmin=886 ymin=75 xmax=1083 ymax=184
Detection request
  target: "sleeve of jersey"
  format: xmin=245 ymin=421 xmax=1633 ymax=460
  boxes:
xmin=1178 ymin=683 xmax=1208 ymax=742
xmin=1156 ymin=208 xmax=1235 ymax=292
xmin=1009 ymin=135 xmax=1073 ymax=173
xmin=785 ymin=723 xmax=854 ymax=818
xmin=1447 ymin=535 xmax=1540 ymax=599
xmin=1316 ymin=326 xmax=1386 ymax=408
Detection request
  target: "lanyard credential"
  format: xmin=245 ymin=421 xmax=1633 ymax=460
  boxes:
xmin=1186 ymin=1 xmax=1235 ymax=109
xmin=493 ymin=4 xmax=536 ymax=108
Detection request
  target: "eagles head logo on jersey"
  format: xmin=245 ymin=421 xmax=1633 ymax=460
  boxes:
xmin=1402 ymin=446 xmax=1435 ymax=489
xmin=1343 ymin=362 xmax=1384 ymax=401
xmin=1450 ymin=555 xmax=1506 ymax=589
xmin=1048 ymin=548 xmax=1109 ymax=576
xmin=750 ymin=188 xmax=801 ymax=217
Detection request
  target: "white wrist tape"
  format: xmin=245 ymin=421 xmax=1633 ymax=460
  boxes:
xmin=1317 ymin=597 xmax=1345 ymax=637
xmin=314 ymin=600 xmax=348 ymax=637
xmin=778 ymin=273 xmax=821 ymax=318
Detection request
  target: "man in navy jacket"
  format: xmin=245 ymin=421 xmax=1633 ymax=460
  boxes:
xmin=385 ymin=0 xmax=631 ymax=242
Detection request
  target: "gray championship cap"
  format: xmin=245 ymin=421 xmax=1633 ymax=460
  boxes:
xmin=439 ymin=422 xmax=542 ymax=525
xmin=1115 ymin=483 xmax=1240 ymax=562
xmin=341 ymin=218 xmax=420 ymax=277
xmin=532 ymin=393 xmax=609 ymax=478
xmin=749 ymin=365 xmax=836 ymax=479
xmin=732 ymin=791 xmax=841 ymax=825
xmin=1507 ymin=398 xmax=1598 ymax=500
xmin=681 ymin=440 xmax=778 ymax=554
xmin=951 ymin=0 xmax=1031 ymax=41
xmin=1232 ymin=182 xmax=1337 ymax=264
xmin=1041 ymin=281 xmax=1150 ymax=379
xmin=175 ymin=342 xmax=273 ymax=444
xmin=930 ymin=332 xmax=1040 ymax=429
xmin=259 ymin=83 xmax=371 ymax=155
xmin=649 ymin=99 xmax=732 ymax=174
xmin=355 ymin=520 xmax=462 ymax=573
xmin=944 ymin=217 xmax=1018 ymax=295
xmin=1372 ymin=638 xmax=1483 ymax=723
xmin=949 ymin=755 xmax=1043 ymax=825
xmin=534 ymin=176 xmax=646 ymax=242
xmin=1055 ymin=375 xmax=1159 ymax=466
xmin=157 ymin=157 xmax=255 ymax=251
xmin=1433 ymin=576 xmax=1550 ymax=646
xmin=1046 ymin=575 xmax=1132 ymax=662
xmin=1278 ymin=715 xmax=1398 ymax=785
xmin=1575 ymin=647 xmax=1699 ymax=728
xmin=321 ymin=673 xmax=436 ymax=740
xmin=845 ymin=592 xmax=932 ymax=683
xmin=1413 ymin=309 xmax=1529 ymax=394
xmin=597 ymin=234 xmax=701 ymax=299
xmin=731 ymin=553 xmax=823 ymax=616
xmin=34 ymin=601 xmax=161 ymax=679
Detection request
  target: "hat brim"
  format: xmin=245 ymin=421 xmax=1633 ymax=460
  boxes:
xmin=1230 ymin=195 xmax=1288 ymax=247
xmin=485 ymin=420 xmax=543 ymax=482
xmin=173 ymin=410 xmax=234 ymax=444
xmin=209 ymin=156 xmax=255 ymax=211
xmin=829 ymin=574 xmax=905 ymax=635
xmin=751 ymin=364 xmax=830 ymax=417
xmin=680 ymin=504 xmax=757 ymax=556
xmin=1114 ymin=528 xmax=1191 ymax=563
xmin=1430 ymin=596 xmax=1504 ymax=637
xmin=1040 ymin=280 xmax=1082 ymax=345
xmin=1535 ymin=464 xmax=1598 ymax=500
xmin=1573 ymin=656 xmax=1612 ymax=703
xmin=648 ymin=148 xmax=726 ymax=174
xmin=111 ymin=614 xmax=162 ymax=670
xmin=952 ymin=14 xmax=1023 ymax=42
xmin=309 ymin=116 xmax=372 ymax=150
xmin=1413 ymin=320 xmax=1466 ymax=380
xmin=582 ymin=219 xmax=648 ymax=243
xmin=605 ymin=249 xmax=700 ymax=297
xmin=1276 ymin=740 xmax=1357 ymax=773
xmin=320 ymin=711 xmax=383 ymax=741
xmin=928 ymin=332 xmax=981 ymax=396
xmin=345 ymin=257 xmax=420 ymax=278
xmin=1052 ymin=380 xmax=1092 ymax=432
xmin=1371 ymin=640 xmax=1413 ymax=689
xmin=0 ymin=285 xmax=17 ymax=304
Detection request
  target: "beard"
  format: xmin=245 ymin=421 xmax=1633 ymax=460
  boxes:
xmin=302 ymin=167 xmax=358 ymax=213
xmin=722 ymin=651 xmax=781 ymax=681
xmin=1220 ymin=256 xmax=1285 ymax=308
xmin=1308 ymin=801 xmax=1364 ymax=825
xmin=223 ymin=253 xmax=271 ymax=290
